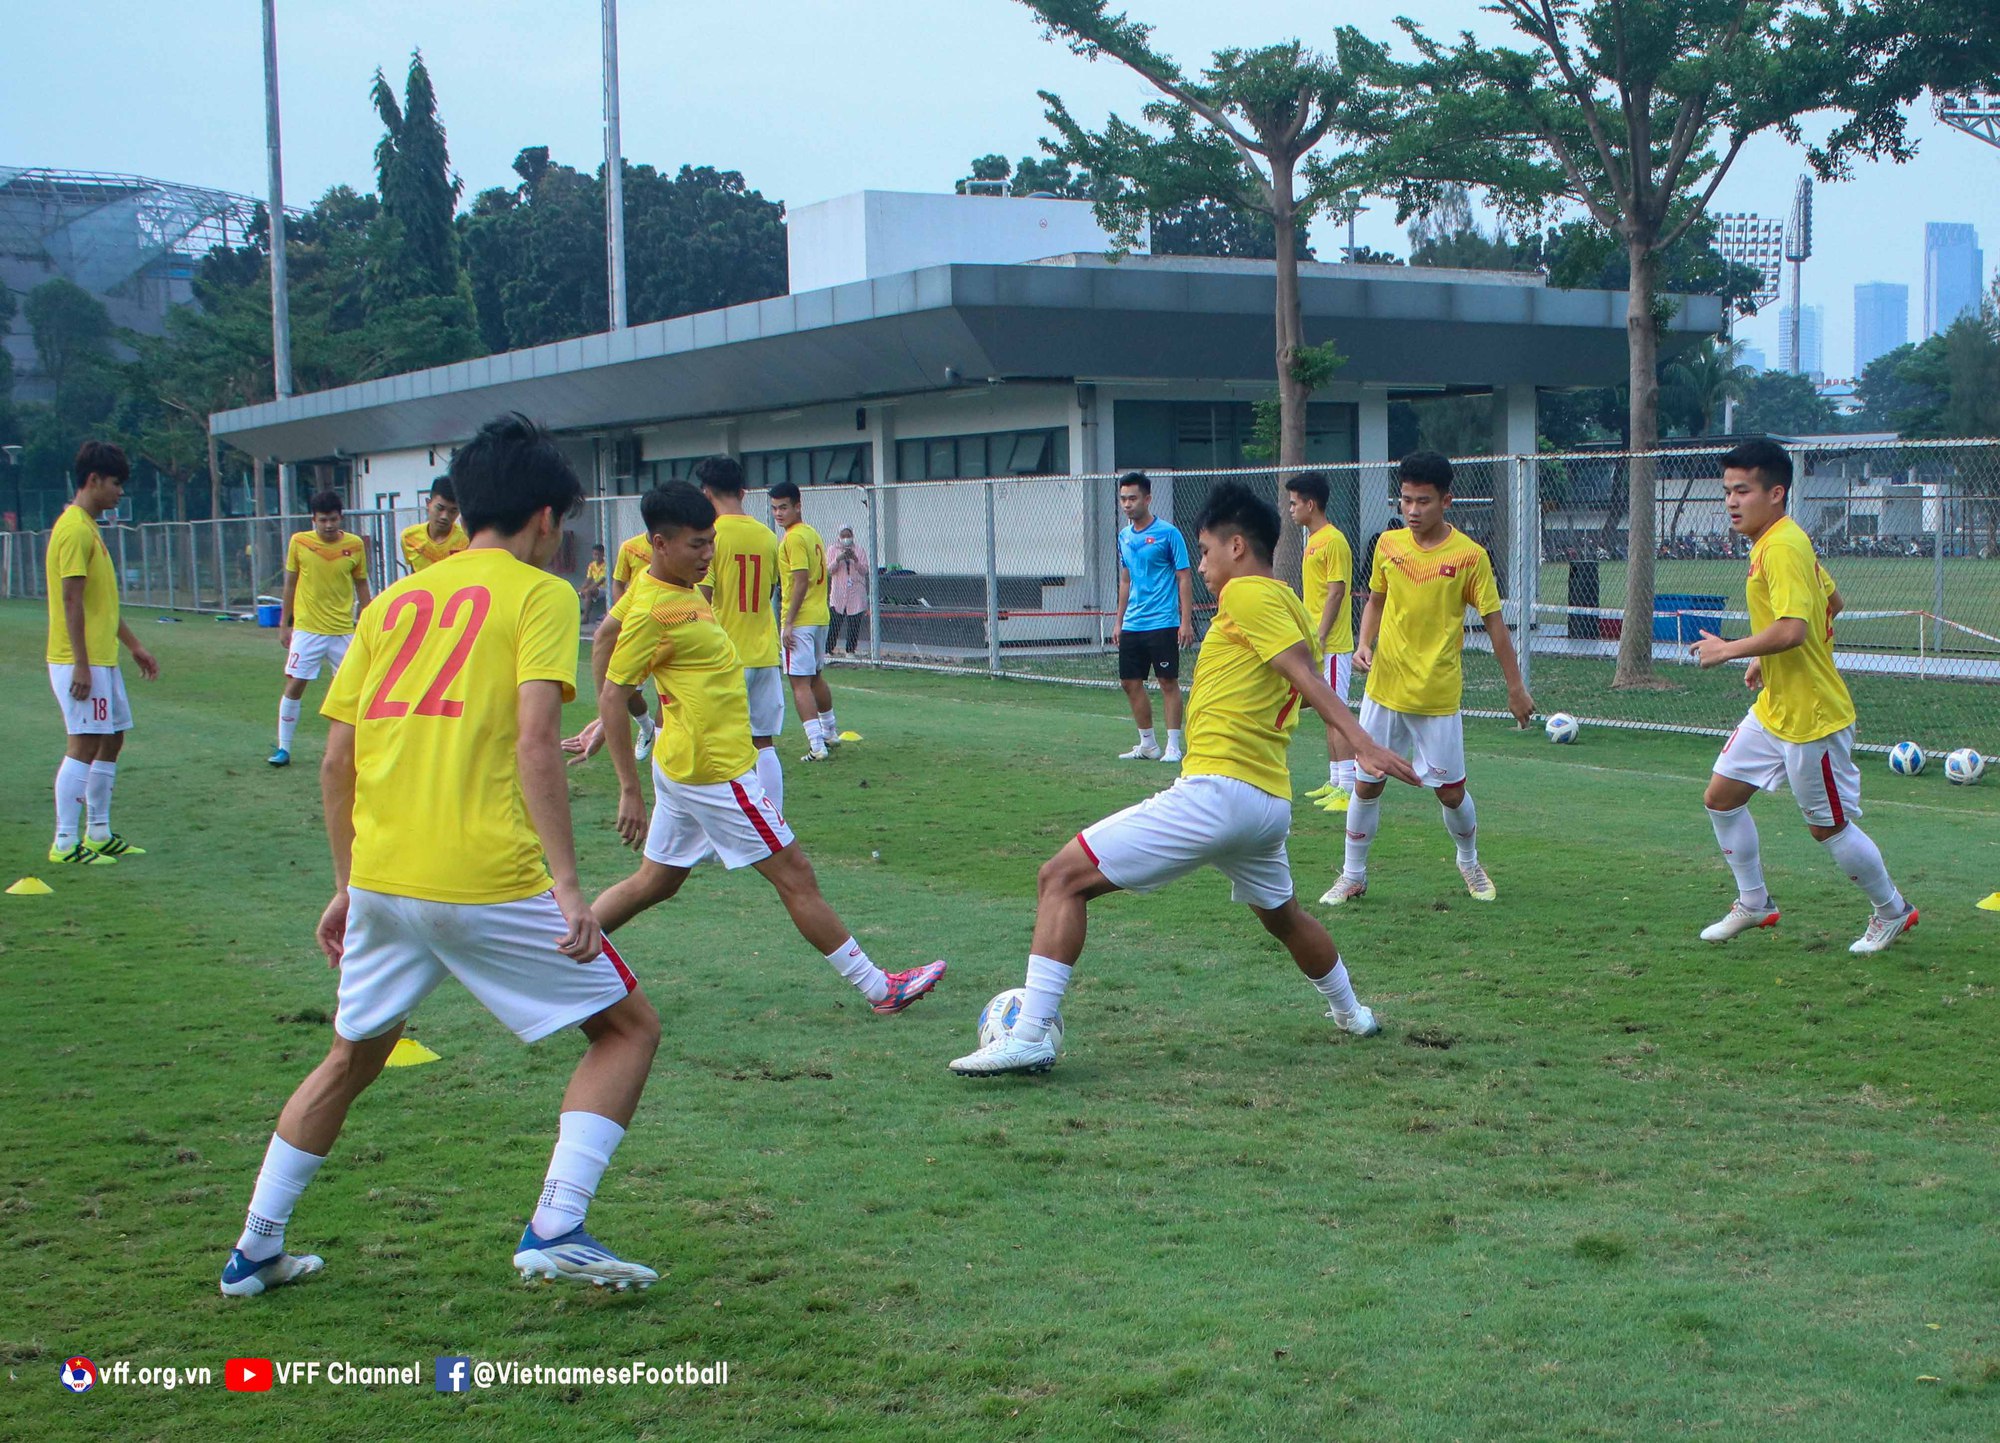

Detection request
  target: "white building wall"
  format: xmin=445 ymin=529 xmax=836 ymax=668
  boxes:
xmin=786 ymin=191 xmax=1133 ymax=294
xmin=353 ymin=446 xmax=448 ymax=509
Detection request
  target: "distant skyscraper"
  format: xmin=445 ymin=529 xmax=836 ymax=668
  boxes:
xmin=1739 ymin=345 xmax=1767 ymax=373
xmin=1923 ymin=223 xmax=1983 ymax=337
xmin=1853 ymin=283 xmax=1909 ymax=372
xmin=1778 ymin=303 xmax=1824 ymax=381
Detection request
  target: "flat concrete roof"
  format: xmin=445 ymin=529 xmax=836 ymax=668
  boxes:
xmin=212 ymin=252 xmax=1723 ymax=462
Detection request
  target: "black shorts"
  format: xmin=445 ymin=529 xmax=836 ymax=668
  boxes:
xmin=1118 ymin=626 xmax=1181 ymax=681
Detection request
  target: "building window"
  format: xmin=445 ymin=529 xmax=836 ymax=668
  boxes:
xmin=740 ymin=444 xmax=871 ymax=488
xmin=895 ymin=427 xmax=1069 ymax=480
xmin=1113 ymin=401 xmax=1356 ymax=471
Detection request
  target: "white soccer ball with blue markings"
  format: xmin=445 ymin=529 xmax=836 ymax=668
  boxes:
xmin=1887 ymin=741 xmax=1926 ymax=776
xmin=1945 ymin=748 xmax=1985 ymax=786
xmin=978 ymin=988 xmax=1061 ymax=1054
xmin=1544 ymin=712 xmax=1580 ymax=745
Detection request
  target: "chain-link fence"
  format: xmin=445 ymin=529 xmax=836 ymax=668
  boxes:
xmin=8 ymin=441 xmax=1997 ymax=756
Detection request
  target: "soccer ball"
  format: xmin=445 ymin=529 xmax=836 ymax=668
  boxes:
xmin=1544 ymin=712 xmax=1580 ymax=745
xmin=978 ymin=987 xmax=1062 ymax=1054
xmin=1887 ymin=741 xmax=1926 ymax=776
xmin=1944 ymin=748 xmax=1986 ymax=786
xmin=60 ymin=1358 xmax=96 ymax=1393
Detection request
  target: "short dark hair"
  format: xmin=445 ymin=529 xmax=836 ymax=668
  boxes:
xmin=641 ymin=480 xmax=717 ymax=538
xmin=1720 ymin=437 xmax=1792 ymax=500
xmin=1195 ymin=480 xmax=1280 ymax=563
xmin=592 ymin=542 xmax=605 ymax=554
xmin=449 ymin=413 xmax=583 ymax=537
xmin=692 ymin=455 xmax=745 ymax=497
xmin=429 ymin=476 xmax=455 ymax=503
xmin=1284 ymin=471 xmax=1330 ymax=509
xmin=768 ymin=480 xmax=801 ymax=505
xmin=1398 ymin=451 xmax=1453 ymax=493
xmin=72 ymin=441 xmax=129 ymax=490
xmin=308 ymin=489 xmax=344 ymax=515
xmin=1117 ymin=471 xmax=1152 ymax=496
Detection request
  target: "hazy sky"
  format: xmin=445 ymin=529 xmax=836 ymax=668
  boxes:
xmin=8 ymin=1 xmax=1998 ymax=380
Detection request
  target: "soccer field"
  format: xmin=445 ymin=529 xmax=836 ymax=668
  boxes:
xmin=5 ymin=599 xmax=1999 ymax=1441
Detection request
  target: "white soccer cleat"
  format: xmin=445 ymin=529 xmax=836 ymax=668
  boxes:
xmin=1699 ymin=899 xmax=1780 ymax=942
xmin=219 ymin=1248 xmax=324 ymax=1297
xmin=1328 ymin=1004 xmax=1380 ymax=1037
xmin=803 ymin=740 xmax=830 ymax=763
xmin=1160 ymin=746 xmax=1184 ymax=763
xmin=513 ymin=1224 xmax=658 ymax=1290
xmin=1849 ymin=905 xmax=1918 ymax=955
xmin=1459 ymin=862 xmax=1497 ymax=902
xmin=949 ymin=1033 xmax=1058 ymax=1077
xmin=1118 ymin=742 xmax=1163 ymax=761
xmin=634 ymin=713 xmax=658 ymax=763
xmin=1318 ymin=875 xmax=1367 ymax=906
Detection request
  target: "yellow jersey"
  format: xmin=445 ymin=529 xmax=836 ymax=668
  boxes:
xmin=585 ymin=560 xmax=606 ymax=585
xmin=1748 ymin=516 xmax=1854 ymax=743
xmin=606 ymin=578 xmax=757 ymax=786
xmin=323 ymin=549 xmax=579 ymax=904
xmin=778 ymin=522 xmax=831 ymax=627
xmin=1300 ymin=521 xmax=1354 ymax=655
xmin=709 ymin=512 xmax=781 ymax=668
xmin=45 ymin=504 xmax=119 ymax=665
xmin=286 ymin=530 xmax=367 ymax=636
xmin=1365 ymin=527 xmax=1500 ymax=716
xmin=612 ymin=532 xmax=651 ymax=590
xmin=1183 ymin=575 xmax=1318 ymax=801
xmin=400 ymin=521 xmax=468 ymax=572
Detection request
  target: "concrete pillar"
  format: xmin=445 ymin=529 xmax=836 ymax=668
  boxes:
xmin=1489 ymin=385 xmax=1538 ymax=600
xmin=867 ymin=405 xmax=898 ymax=569
xmin=1358 ymin=387 xmax=1394 ymax=553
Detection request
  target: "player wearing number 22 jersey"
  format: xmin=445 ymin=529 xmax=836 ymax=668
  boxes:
xmin=220 ymin=415 xmax=664 ymax=1300
xmin=950 ymin=482 xmax=1421 ymax=1079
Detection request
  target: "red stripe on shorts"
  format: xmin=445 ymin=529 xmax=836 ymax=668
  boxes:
xmin=600 ymin=935 xmax=638 ymax=993
xmin=1076 ymin=832 xmax=1101 ymax=867
xmin=1820 ymin=753 xmax=1845 ymax=828
xmin=730 ymin=779 xmax=785 ymax=855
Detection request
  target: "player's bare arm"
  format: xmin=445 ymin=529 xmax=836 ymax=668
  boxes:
xmin=1480 ymin=609 xmax=1535 ymax=726
xmin=597 ymin=674 xmax=648 ymax=849
xmin=561 ymin=611 xmax=624 ymax=761
xmin=61 ymin=575 xmax=92 ymax=699
xmin=1112 ymin=569 xmax=1129 ymax=646
xmin=317 ymin=721 xmax=359 ymax=967
xmin=1352 ymin=592 xmax=1384 ymax=672
xmin=781 ymin=567 xmax=807 ymax=647
xmin=1266 ymin=643 xmax=1420 ymax=787
xmin=519 ymin=679 xmax=602 ymax=962
xmin=116 ymin=619 xmax=159 ymax=680
xmin=1317 ymin=581 xmax=1347 ymax=655
xmin=1691 ymin=616 xmax=1808 ymax=669
xmin=1176 ymin=568 xmax=1195 ymax=649
xmin=278 ymin=569 xmax=299 ymax=650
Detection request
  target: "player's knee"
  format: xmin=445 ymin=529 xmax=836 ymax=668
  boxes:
xmin=1435 ymin=782 xmax=1465 ymax=807
xmin=1355 ymin=779 xmax=1385 ymax=800
xmin=1037 ymin=849 xmax=1093 ymax=898
xmin=1702 ymin=778 xmax=1737 ymax=811
xmin=620 ymin=994 xmax=662 ymax=1055
xmin=322 ymin=1036 xmax=391 ymax=1092
xmin=1808 ymin=821 xmax=1842 ymax=843
xmin=1252 ymin=899 xmax=1300 ymax=937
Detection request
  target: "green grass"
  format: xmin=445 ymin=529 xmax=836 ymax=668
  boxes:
xmin=5 ymin=599 xmax=2000 ymax=1441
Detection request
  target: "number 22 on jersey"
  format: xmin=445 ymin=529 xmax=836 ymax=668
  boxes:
xmin=364 ymin=586 xmax=492 ymax=719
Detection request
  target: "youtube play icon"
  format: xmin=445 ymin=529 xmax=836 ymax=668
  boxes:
xmin=225 ymin=1357 xmax=274 ymax=1392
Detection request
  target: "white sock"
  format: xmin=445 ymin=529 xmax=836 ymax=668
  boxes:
xmin=805 ymin=716 xmax=823 ymax=747
xmin=53 ymin=756 xmax=90 ymax=850
xmin=1334 ymin=759 xmax=1356 ymax=790
xmin=530 ymin=1111 xmax=626 ymax=1239
xmin=1012 ymin=954 xmax=1072 ymax=1044
xmin=1310 ymin=958 xmax=1359 ymax=1014
xmin=1138 ymin=727 xmax=1156 ymax=749
xmin=1707 ymin=805 xmax=1769 ymax=908
xmin=1441 ymin=794 xmax=1478 ymax=865
xmin=825 ymin=936 xmax=889 ymax=1003
xmin=1166 ymin=728 xmax=1185 ymax=753
xmin=755 ymin=745 xmax=784 ymax=816
xmin=823 ymin=710 xmax=838 ymax=735
xmin=1822 ymin=824 xmax=1905 ymax=916
xmin=236 ymin=1134 xmax=326 ymax=1261
xmin=277 ymin=697 xmax=302 ymax=750
xmin=85 ymin=760 xmax=117 ymax=841
xmin=1341 ymin=794 xmax=1380 ymax=882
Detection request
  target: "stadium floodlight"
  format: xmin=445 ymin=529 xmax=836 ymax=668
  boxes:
xmin=1936 ymin=91 xmax=2000 ymax=151
xmin=602 ymin=0 xmax=628 ymax=332
xmin=1713 ymin=212 xmax=1784 ymax=311
xmin=1782 ymin=177 xmax=1812 ymax=374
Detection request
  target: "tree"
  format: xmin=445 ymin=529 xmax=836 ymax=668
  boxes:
xmin=1664 ymin=336 xmax=1749 ymax=439
xmin=1019 ymin=3 xmax=1376 ymax=484
xmin=1355 ymin=3 xmax=1927 ymax=685
xmin=1731 ymin=370 xmax=1837 ymax=437
xmin=369 ymin=51 xmax=463 ymax=301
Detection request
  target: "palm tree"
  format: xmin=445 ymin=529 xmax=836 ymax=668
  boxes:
xmin=1664 ymin=337 xmax=1752 ymax=540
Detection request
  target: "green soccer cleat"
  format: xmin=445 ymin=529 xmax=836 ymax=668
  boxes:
xmin=1315 ymin=787 xmax=1352 ymax=814
xmin=49 ymin=842 xmax=115 ymax=866
xmin=1304 ymin=781 xmax=1339 ymax=800
xmin=84 ymin=833 xmax=145 ymax=857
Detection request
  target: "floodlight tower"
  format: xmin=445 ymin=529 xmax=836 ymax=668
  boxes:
xmin=1783 ymin=177 xmax=1812 ymax=374
xmin=1936 ymin=91 xmax=2000 ymax=151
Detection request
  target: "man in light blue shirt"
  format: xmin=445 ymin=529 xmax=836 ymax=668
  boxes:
xmin=1112 ymin=472 xmax=1194 ymax=761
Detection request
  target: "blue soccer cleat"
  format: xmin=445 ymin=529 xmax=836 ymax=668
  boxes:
xmin=219 ymin=1247 xmax=324 ymax=1297
xmin=267 ymin=748 xmax=290 ymax=768
xmin=513 ymin=1224 xmax=658 ymax=1289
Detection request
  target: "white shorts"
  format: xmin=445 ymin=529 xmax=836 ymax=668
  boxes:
xmin=1321 ymin=651 xmax=1353 ymax=704
xmin=1079 ymin=773 xmax=1295 ymax=910
xmin=644 ymin=763 xmax=795 ymax=870
xmin=745 ymin=666 xmax=785 ymax=736
xmin=1712 ymin=711 xmax=1863 ymax=828
xmin=334 ymin=887 xmax=638 ymax=1044
xmin=48 ymin=663 xmax=133 ymax=735
xmin=1356 ymin=697 xmax=1466 ymax=787
xmin=783 ymin=625 xmax=827 ymax=677
xmin=285 ymin=630 xmax=353 ymax=681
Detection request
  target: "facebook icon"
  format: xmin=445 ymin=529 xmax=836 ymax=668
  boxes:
xmin=435 ymin=1356 xmax=471 ymax=1393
